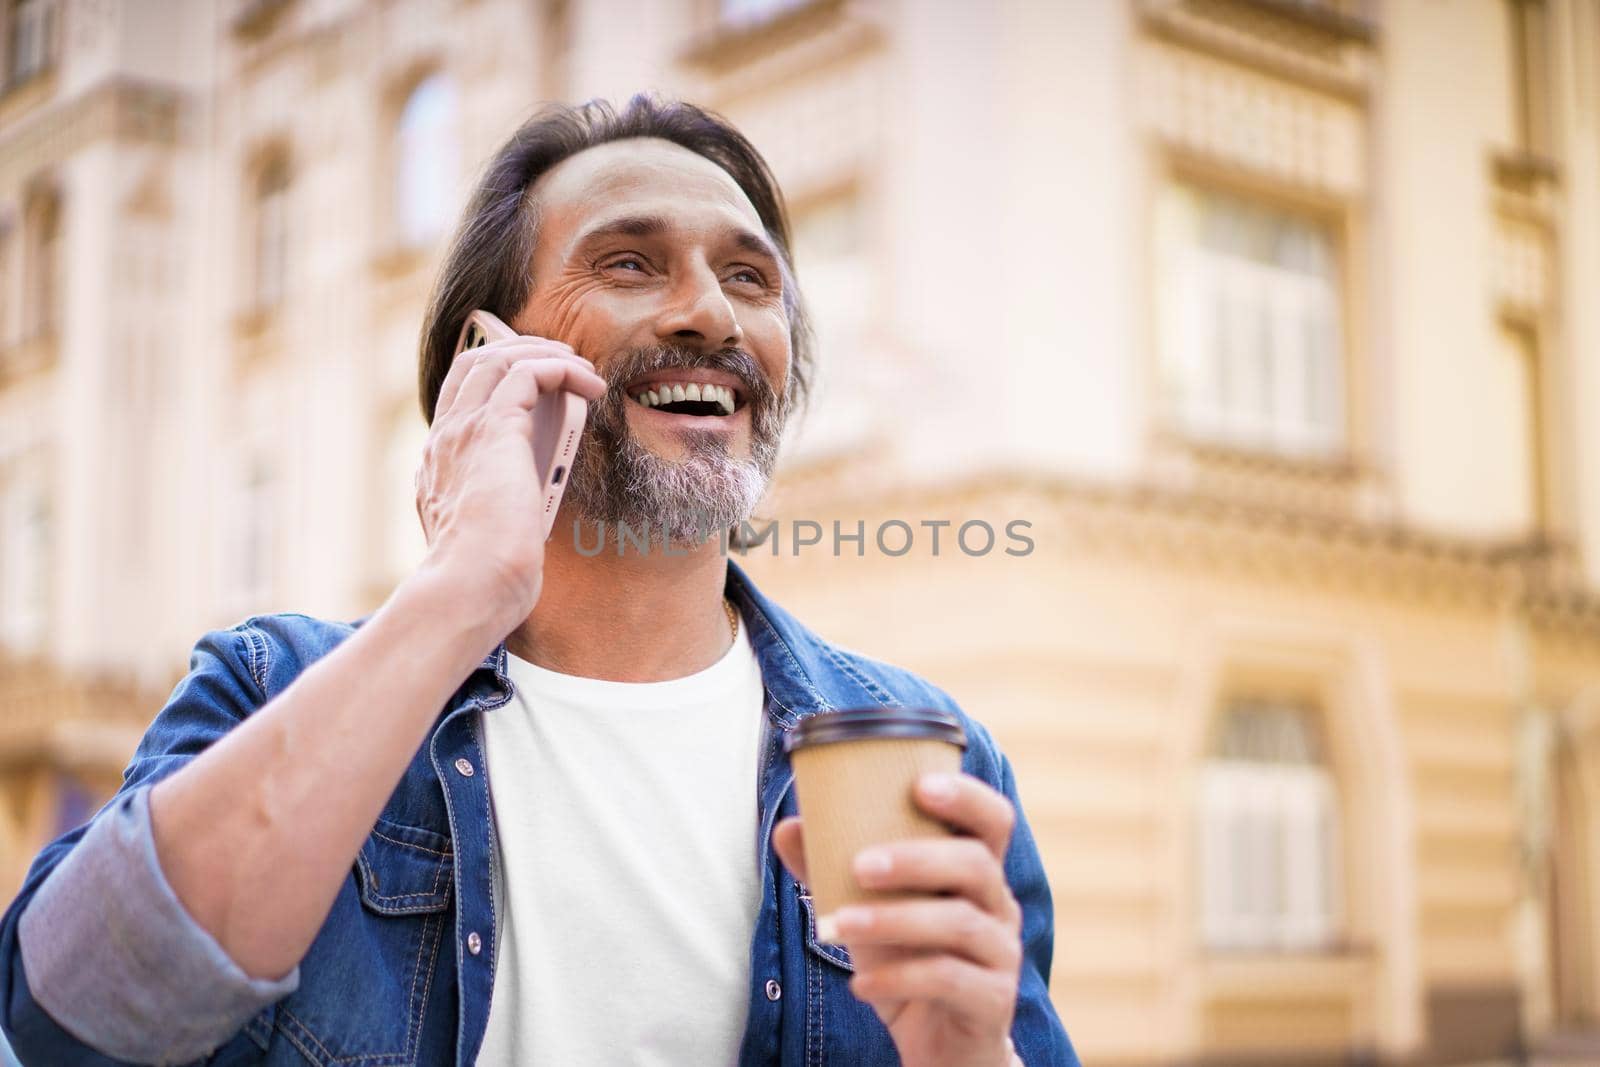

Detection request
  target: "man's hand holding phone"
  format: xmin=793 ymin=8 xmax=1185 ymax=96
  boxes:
xmin=415 ymin=329 xmax=606 ymax=632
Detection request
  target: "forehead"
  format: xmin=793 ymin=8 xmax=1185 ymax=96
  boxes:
xmin=531 ymin=137 xmax=766 ymax=250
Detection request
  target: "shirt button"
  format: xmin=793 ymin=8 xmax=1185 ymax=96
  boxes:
xmin=454 ymin=757 xmax=475 ymax=777
xmin=765 ymin=979 xmax=781 ymax=1001
xmin=467 ymin=931 xmax=482 ymax=955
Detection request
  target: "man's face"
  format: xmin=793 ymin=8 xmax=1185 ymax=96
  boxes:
xmin=512 ymin=137 xmax=793 ymax=547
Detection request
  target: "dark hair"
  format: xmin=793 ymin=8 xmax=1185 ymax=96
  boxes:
xmin=417 ymin=93 xmax=813 ymax=424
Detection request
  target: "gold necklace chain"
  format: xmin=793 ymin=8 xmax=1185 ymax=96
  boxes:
xmin=722 ymin=597 xmax=739 ymax=641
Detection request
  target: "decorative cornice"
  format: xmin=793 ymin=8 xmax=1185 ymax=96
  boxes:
xmin=679 ymin=0 xmax=859 ymax=74
xmin=1228 ymin=0 xmax=1376 ymax=42
xmin=1139 ymin=0 xmax=1376 ymax=102
xmin=766 ymin=463 xmax=1600 ymax=641
xmin=1521 ymin=557 xmax=1600 ymax=643
xmin=231 ymin=5 xmax=356 ymax=81
xmin=0 ymin=77 xmax=186 ymax=191
xmin=231 ymin=0 xmax=297 ymax=39
xmin=1145 ymin=434 xmax=1379 ymax=525
xmin=1492 ymin=150 xmax=1559 ymax=190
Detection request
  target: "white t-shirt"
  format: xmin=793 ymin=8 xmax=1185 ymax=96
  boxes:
xmin=477 ymin=616 xmax=766 ymax=1066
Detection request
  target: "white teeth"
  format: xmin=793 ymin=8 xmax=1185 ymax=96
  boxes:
xmin=631 ymin=382 xmax=739 ymax=413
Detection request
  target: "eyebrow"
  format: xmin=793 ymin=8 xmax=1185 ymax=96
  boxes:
xmin=572 ymin=213 xmax=783 ymax=265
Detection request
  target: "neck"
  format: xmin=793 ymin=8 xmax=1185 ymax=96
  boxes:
xmin=504 ymin=509 xmax=733 ymax=682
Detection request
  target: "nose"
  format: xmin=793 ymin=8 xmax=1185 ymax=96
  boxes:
xmin=654 ymin=262 xmax=742 ymax=351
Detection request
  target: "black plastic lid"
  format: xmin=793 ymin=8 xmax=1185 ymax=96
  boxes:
xmin=783 ymin=706 xmax=967 ymax=753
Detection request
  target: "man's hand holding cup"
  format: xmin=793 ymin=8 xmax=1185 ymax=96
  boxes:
xmin=772 ymin=709 xmax=1026 ymax=1067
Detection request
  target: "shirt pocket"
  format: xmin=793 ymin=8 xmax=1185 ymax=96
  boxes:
xmin=355 ymin=818 xmax=454 ymax=915
xmin=269 ymin=818 xmax=454 ymax=1066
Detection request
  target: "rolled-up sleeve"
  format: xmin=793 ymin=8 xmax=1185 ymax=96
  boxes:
xmin=16 ymin=784 xmax=297 ymax=1064
xmin=0 ymin=624 xmax=298 ymax=1065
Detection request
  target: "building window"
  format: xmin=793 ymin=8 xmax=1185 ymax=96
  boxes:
xmin=0 ymin=481 xmax=51 ymax=656
xmin=1199 ymin=701 xmax=1341 ymax=952
xmin=1157 ymin=185 xmax=1345 ymax=458
xmin=785 ymin=187 xmax=875 ymax=458
xmin=22 ymin=186 xmax=59 ymax=340
xmin=393 ymin=73 xmax=458 ymax=250
xmin=1498 ymin=321 xmax=1547 ymax=532
xmin=792 ymin=189 xmax=868 ymax=378
xmin=227 ymin=453 xmax=275 ymax=610
xmin=251 ymin=155 xmax=290 ymax=312
xmin=5 ymin=0 xmax=59 ymax=87
xmin=717 ymin=0 xmax=810 ymax=30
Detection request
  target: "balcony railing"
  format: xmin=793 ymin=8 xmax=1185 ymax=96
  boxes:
xmin=0 ymin=659 xmax=160 ymax=773
xmin=0 ymin=330 xmax=58 ymax=384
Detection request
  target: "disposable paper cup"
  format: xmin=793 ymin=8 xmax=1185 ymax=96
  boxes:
xmin=783 ymin=707 xmax=967 ymax=943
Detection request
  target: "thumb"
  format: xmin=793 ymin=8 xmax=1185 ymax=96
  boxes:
xmin=772 ymin=816 xmax=809 ymax=887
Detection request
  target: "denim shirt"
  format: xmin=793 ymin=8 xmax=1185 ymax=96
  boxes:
xmin=0 ymin=561 xmax=1079 ymax=1066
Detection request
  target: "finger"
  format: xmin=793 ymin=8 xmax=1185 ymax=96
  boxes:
xmin=450 ymin=355 xmax=511 ymax=415
xmin=436 ymin=340 xmax=595 ymax=420
xmin=484 ymin=359 xmax=548 ymax=415
xmin=459 ymin=351 xmax=605 ymax=414
xmin=478 ymin=337 xmax=593 ymax=372
xmin=486 ymin=357 xmax=607 ymax=414
xmin=849 ymin=953 xmax=1016 ymax=1024
xmin=434 ymin=347 xmax=485 ymax=422
xmin=496 ymin=338 xmax=596 ymax=374
xmin=833 ymin=898 xmax=1020 ymax=973
xmin=913 ymin=772 xmax=1016 ymax=863
xmin=853 ymin=838 xmax=1018 ymax=926
xmin=771 ymin=817 xmax=809 ymax=887
xmin=484 ymin=345 xmax=605 ymax=399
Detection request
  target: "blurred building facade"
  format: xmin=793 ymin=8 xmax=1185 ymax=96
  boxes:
xmin=1 ymin=0 xmax=1598 ymax=1063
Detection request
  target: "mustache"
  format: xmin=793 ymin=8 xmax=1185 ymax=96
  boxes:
xmin=601 ymin=342 xmax=780 ymax=414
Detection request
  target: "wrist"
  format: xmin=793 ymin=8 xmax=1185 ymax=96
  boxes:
xmin=397 ymin=558 xmax=524 ymax=653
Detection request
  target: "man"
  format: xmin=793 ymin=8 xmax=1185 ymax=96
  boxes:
xmin=0 ymin=96 xmax=1079 ymax=1066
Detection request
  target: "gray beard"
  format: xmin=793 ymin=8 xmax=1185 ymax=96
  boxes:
xmin=561 ymin=342 xmax=787 ymax=550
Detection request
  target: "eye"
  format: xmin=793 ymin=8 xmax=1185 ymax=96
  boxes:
xmin=728 ymin=266 xmax=767 ymax=286
xmin=603 ymin=256 xmax=649 ymax=274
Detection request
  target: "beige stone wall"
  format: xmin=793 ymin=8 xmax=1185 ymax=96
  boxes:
xmin=739 ymin=464 xmax=1600 ymax=1062
xmin=0 ymin=1 xmax=1597 ymax=1064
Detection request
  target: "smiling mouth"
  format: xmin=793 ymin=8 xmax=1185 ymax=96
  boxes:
xmin=629 ymin=380 xmax=741 ymax=417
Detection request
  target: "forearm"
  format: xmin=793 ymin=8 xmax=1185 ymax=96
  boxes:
xmin=149 ymin=560 xmax=513 ymax=979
